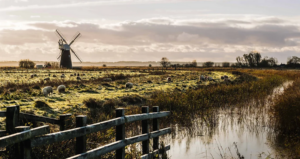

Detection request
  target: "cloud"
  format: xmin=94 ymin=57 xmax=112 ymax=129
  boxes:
xmin=1 ymin=16 xmax=300 ymax=62
xmin=24 ymin=17 xmax=300 ymax=47
xmin=0 ymin=0 xmax=197 ymax=11
xmin=30 ymin=15 xmax=40 ymax=18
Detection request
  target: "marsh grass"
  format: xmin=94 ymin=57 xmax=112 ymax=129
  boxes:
xmin=148 ymin=74 xmax=284 ymax=129
xmin=272 ymin=78 xmax=300 ymax=156
xmin=1 ymin=67 xmax=299 ymax=158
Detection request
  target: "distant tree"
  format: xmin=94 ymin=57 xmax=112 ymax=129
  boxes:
xmin=160 ymin=57 xmax=170 ymax=67
xmin=149 ymin=64 xmax=152 ymax=67
xmin=243 ymin=51 xmax=261 ymax=67
xmin=236 ymin=56 xmax=246 ymax=67
xmin=236 ymin=51 xmax=262 ymax=67
xmin=287 ymin=56 xmax=300 ymax=67
xmin=267 ymin=57 xmax=278 ymax=67
xmin=191 ymin=60 xmax=197 ymax=67
xmin=103 ymin=64 xmax=107 ymax=67
xmin=19 ymin=59 xmax=35 ymax=69
xmin=203 ymin=61 xmax=214 ymax=67
xmin=222 ymin=62 xmax=230 ymax=67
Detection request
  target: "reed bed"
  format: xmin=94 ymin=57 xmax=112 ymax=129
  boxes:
xmin=272 ymin=78 xmax=300 ymax=157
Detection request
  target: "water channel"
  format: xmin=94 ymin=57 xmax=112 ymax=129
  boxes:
xmin=168 ymin=81 xmax=292 ymax=159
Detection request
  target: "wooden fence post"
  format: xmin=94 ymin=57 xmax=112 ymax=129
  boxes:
xmin=153 ymin=106 xmax=159 ymax=150
xmin=76 ymin=115 xmax=87 ymax=154
xmin=116 ymin=108 xmax=125 ymax=159
xmin=142 ymin=106 xmax=149 ymax=155
xmin=6 ymin=105 xmax=19 ymax=134
xmin=15 ymin=126 xmax=31 ymax=159
xmin=59 ymin=114 xmax=71 ymax=131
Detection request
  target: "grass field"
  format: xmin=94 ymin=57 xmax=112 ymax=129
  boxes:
xmin=2 ymin=67 xmax=300 ymax=158
xmin=0 ymin=68 xmax=236 ymax=127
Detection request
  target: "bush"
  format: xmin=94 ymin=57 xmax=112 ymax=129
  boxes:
xmin=19 ymin=59 xmax=35 ymax=68
xmin=44 ymin=61 xmax=60 ymax=68
xmin=222 ymin=62 xmax=230 ymax=67
xmin=203 ymin=61 xmax=214 ymax=67
xmin=191 ymin=60 xmax=197 ymax=67
xmin=120 ymin=95 xmax=146 ymax=105
xmin=83 ymin=98 xmax=115 ymax=114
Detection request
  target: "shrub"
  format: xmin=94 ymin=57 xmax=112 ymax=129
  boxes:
xmin=44 ymin=61 xmax=60 ymax=68
xmin=203 ymin=61 xmax=214 ymax=67
xmin=222 ymin=62 xmax=230 ymax=67
xmin=83 ymin=98 xmax=115 ymax=114
xmin=19 ymin=59 xmax=35 ymax=68
xmin=120 ymin=95 xmax=146 ymax=105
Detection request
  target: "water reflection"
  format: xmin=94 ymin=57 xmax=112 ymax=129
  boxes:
xmin=168 ymin=81 xmax=292 ymax=159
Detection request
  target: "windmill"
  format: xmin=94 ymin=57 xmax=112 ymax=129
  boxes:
xmin=56 ymin=29 xmax=82 ymax=68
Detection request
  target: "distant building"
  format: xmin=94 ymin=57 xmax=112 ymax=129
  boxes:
xmin=36 ymin=65 xmax=43 ymax=69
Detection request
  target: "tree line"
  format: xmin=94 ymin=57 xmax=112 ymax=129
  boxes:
xmin=236 ymin=51 xmax=300 ymax=67
xmin=160 ymin=52 xmax=300 ymax=68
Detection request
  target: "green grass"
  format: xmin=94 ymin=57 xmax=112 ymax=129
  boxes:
xmin=0 ymin=69 xmax=236 ymax=119
xmin=2 ymin=67 xmax=296 ymax=158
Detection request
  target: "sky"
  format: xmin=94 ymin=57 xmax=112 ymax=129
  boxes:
xmin=0 ymin=0 xmax=300 ymax=63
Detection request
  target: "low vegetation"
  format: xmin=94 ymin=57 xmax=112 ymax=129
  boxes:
xmin=1 ymin=67 xmax=300 ymax=158
xmin=19 ymin=59 xmax=35 ymax=68
xmin=272 ymin=78 xmax=300 ymax=156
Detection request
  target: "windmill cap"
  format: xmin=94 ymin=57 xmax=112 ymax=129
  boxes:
xmin=62 ymin=44 xmax=70 ymax=50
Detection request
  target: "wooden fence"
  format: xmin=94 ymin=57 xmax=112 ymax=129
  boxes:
xmin=0 ymin=105 xmax=171 ymax=159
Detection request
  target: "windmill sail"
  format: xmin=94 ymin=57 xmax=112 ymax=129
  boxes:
xmin=56 ymin=29 xmax=83 ymax=68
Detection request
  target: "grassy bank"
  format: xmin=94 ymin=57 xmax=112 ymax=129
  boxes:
xmin=148 ymin=73 xmax=285 ymax=128
xmin=272 ymin=78 xmax=300 ymax=157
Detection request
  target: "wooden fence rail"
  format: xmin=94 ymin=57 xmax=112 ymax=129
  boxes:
xmin=0 ymin=111 xmax=6 ymax=117
xmin=0 ymin=105 xmax=171 ymax=159
xmin=68 ymin=128 xmax=171 ymax=159
xmin=19 ymin=113 xmax=60 ymax=124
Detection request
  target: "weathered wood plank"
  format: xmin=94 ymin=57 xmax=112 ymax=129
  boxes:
xmin=31 ymin=112 xmax=170 ymax=147
xmin=15 ymin=126 xmax=31 ymax=159
xmin=116 ymin=109 xmax=125 ymax=159
xmin=20 ymin=113 xmax=60 ymax=124
xmin=31 ymin=117 xmax=125 ymax=147
xmin=142 ymin=106 xmax=149 ymax=155
xmin=152 ymin=106 xmax=159 ymax=150
xmin=6 ymin=105 xmax=19 ymax=134
xmin=0 ymin=125 xmax=49 ymax=147
xmin=67 ymin=128 xmax=171 ymax=159
xmin=76 ymin=115 xmax=87 ymax=154
xmin=68 ymin=140 xmax=126 ymax=159
xmin=140 ymin=145 xmax=171 ymax=159
xmin=125 ymin=111 xmax=170 ymax=123
xmin=59 ymin=114 xmax=72 ymax=131
xmin=0 ymin=111 xmax=6 ymax=117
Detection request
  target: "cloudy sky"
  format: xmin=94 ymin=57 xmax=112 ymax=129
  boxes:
xmin=0 ymin=0 xmax=300 ymax=63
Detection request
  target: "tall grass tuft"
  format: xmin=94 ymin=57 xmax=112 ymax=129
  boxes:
xmin=148 ymin=75 xmax=285 ymax=128
xmin=272 ymin=79 xmax=300 ymax=156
